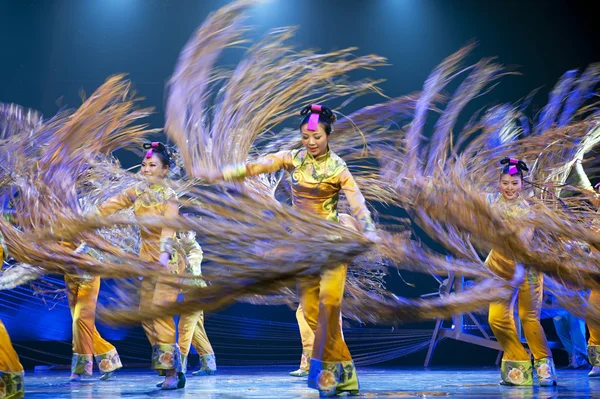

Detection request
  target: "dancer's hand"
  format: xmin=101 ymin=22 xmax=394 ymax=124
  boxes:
xmin=364 ymin=231 xmax=381 ymax=244
xmin=159 ymin=252 xmax=171 ymax=269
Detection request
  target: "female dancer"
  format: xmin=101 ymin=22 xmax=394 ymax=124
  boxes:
xmin=95 ymin=142 xmax=185 ymax=390
xmin=485 ymin=158 xmax=556 ymax=386
xmin=202 ymin=105 xmax=378 ymax=396
xmin=0 ymin=235 xmax=25 ymax=399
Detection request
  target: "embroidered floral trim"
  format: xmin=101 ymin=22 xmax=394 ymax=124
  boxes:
xmin=534 ymin=357 xmax=557 ymax=385
xmin=308 ymin=359 xmax=358 ymax=393
xmin=199 ymin=354 xmax=217 ymax=371
xmin=151 ymin=344 xmax=182 ymax=371
xmin=94 ymin=348 xmax=122 ymax=373
xmin=500 ymin=360 xmax=533 ymax=386
xmin=71 ymin=353 xmax=94 ymax=376
xmin=0 ymin=371 xmax=24 ymax=398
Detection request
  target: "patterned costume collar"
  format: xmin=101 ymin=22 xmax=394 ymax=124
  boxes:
xmin=134 ymin=181 xmax=175 ymax=208
xmin=137 ymin=180 xmax=169 ymax=193
xmin=293 ymin=149 xmax=346 ymax=181
xmin=489 ymin=191 xmax=529 ymax=218
xmin=304 ymin=149 xmax=331 ymax=164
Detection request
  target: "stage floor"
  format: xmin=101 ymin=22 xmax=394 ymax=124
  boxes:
xmin=23 ymin=366 xmax=599 ymax=398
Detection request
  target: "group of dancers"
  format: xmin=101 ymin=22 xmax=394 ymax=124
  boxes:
xmin=3 ymin=1 xmax=600 ymax=398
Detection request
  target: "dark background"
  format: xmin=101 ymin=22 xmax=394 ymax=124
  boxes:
xmin=1 ymin=0 xmax=597 ymax=369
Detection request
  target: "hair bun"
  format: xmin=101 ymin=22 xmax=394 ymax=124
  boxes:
xmin=517 ymin=160 xmax=529 ymax=172
xmin=299 ymin=104 xmax=336 ymax=134
xmin=500 ymin=157 xmax=528 ymax=173
xmin=322 ymin=107 xmax=336 ymax=123
xmin=300 ymin=105 xmax=312 ymax=116
xmin=143 ymin=142 xmax=167 ymax=151
xmin=143 ymin=141 xmax=172 ymax=164
xmin=300 ymin=104 xmax=335 ymax=121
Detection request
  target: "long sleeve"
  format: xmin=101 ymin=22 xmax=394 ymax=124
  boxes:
xmin=338 ymin=168 xmax=375 ymax=233
xmin=96 ymin=186 xmax=137 ymax=216
xmin=223 ymin=151 xmax=293 ymax=180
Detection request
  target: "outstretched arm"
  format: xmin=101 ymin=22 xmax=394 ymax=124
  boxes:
xmin=339 ymin=168 xmax=377 ymax=238
xmin=95 ymin=186 xmax=137 ymax=216
xmin=199 ymin=151 xmax=293 ymax=182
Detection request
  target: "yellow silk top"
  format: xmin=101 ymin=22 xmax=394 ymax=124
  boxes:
xmin=484 ymin=192 xmax=530 ymax=278
xmin=227 ymin=149 xmax=375 ymax=233
xmin=487 ymin=192 xmax=530 ymax=220
xmin=97 ymin=182 xmax=182 ymax=272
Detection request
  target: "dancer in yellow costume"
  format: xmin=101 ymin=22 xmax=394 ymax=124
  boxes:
xmin=95 ymin=142 xmax=185 ymax=390
xmin=485 ymin=158 xmax=556 ymax=386
xmin=0 ymin=234 xmax=25 ymax=399
xmin=203 ymin=105 xmax=378 ymax=397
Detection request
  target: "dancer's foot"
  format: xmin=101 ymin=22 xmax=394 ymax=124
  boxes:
xmin=191 ymin=368 xmax=216 ymax=376
xmin=535 ymin=357 xmax=557 ymax=387
xmin=318 ymin=388 xmax=360 ymax=397
xmin=589 ymin=366 xmax=600 ymax=377
xmin=289 ymin=368 xmax=309 ymax=377
xmin=69 ymin=373 xmax=81 ymax=382
xmin=160 ymin=375 xmax=179 ymax=390
xmin=99 ymin=371 xmax=115 ymax=381
xmin=160 ymin=372 xmax=186 ymax=390
xmin=192 ymin=354 xmax=217 ymax=376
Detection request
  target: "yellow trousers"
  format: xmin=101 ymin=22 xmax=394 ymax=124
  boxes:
xmin=0 ymin=247 xmax=22 ymax=373
xmin=297 ymin=305 xmax=314 ymax=352
xmin=299 ymin=265 xmax=350 ymax=362
xmin=301 ymin=263 xmax=359 ymax=393
xmin=0 ymin=319 xmax=24 ymax=398
xmin=177 ymin=309 xmax=216 ymax=373
xmin=65 ymin=276 xmax=122 ymax=375
xmin=303 ymin=212 xmax=360 ymax=392
xmin=588 ymin=290 xmax=600 ymax=346
xmin=296 ymin=304 xmax=344 ymax=371
xmin=486 ymin=250 xmax=551 ymax=362
xmin=178 ymin=310 xmax=214 ymax=357
xmin=587 ymin=290 xmax=600 ymax=366
xmin=140 ymin=277 xmax=183 ymax=372
xmin=1 ymin=241 xmax=24 ymax=397
xmin=0 ymin=320 xmax=22 ymax=373
xmin=297 ymin=305 xmax=345 ymax=350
